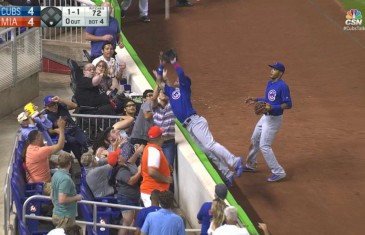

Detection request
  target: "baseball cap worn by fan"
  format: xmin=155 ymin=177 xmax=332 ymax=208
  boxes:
xmin=269 ymin=62 xmax=285 ymax=73
xmin=215 ymin=184 xmax=228 ymax=200
xmin=44 ymin=95 xmax=55 ymax=106
xmin=148 ymin=126 xmax=165 ymax=139
xmin=17 ymin=112 xmax=28 ymax=124
xmin=108 ymin=148 xmax=120 ymax=166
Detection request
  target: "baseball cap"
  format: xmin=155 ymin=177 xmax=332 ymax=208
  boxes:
xmin=148 ymin=126 xmax=165 ymax=139
xmin=215 ymin=184 xmax=228 ymax=200
xmin=17 ymin=112 xmax=28 ymax=124
xmin=269 ymin=62 xmax=285 ymax=73
xmin=107 ymin=148 xmax=120 ymax=166
xmin=44 ymin=95 xmax=55 ymax=106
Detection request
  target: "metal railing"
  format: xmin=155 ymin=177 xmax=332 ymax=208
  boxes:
xmin=71 ymin=113 xmax=121 ymax=140
xmin=23 ymin=195 xmax=201 ymax=233
xmin=3 ymin=134 xmax=20 ymax=235
xmin=0 ymin=27 xmax=42 ymax=92
xmin=41 ymin=0 xmax=94 ymax=44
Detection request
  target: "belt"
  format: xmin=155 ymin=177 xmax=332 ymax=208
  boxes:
xmin=264 ymin=113 xmax=282 ymax=116
xmin=182 ymin=114 xmax=197 ymax=128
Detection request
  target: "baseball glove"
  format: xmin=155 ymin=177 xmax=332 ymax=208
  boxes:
xmin=162 ymin=48 xmax=178 ymax=63
xmin=254 ymin=101 xmax=271 ymax=115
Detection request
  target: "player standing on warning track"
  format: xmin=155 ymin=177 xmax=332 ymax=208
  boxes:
xmin=155 ymin=50 xmax=244 ymax=187
xmin=244 ymin=62 xmax=292 ymax=182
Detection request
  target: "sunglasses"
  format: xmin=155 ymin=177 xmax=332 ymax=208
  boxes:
xmin=125 ymin=104 xmax=136 ymax=107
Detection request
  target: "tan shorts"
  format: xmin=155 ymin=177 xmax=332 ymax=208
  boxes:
xmin=52 ymin=214 xmax=75 ymax=228
xmin=43 ymin=182 xmax=52 ymax=196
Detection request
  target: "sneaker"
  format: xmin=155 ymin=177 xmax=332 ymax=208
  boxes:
xmin=176 ymin=1 xmax=193 ymax=7
xmin=242 ymin=165 xmax=257 ymax=172
xmin=235 ymin=157 xmax=243 ymax=177
xmin=121 ymin=10 xmax=126 ymax=19
xmin=225 ymin=175 xmax=234 ymax=188
xmin=267 ymin=174 xmax=286 ymax=182
xmin=140 ymin=16 xmax=151 ymax=23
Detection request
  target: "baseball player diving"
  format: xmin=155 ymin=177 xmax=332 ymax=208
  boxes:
xmin=154 ymin=50 xmax=243 ymax=187
xmin=244 ymin=62 xmax=292 ymax=182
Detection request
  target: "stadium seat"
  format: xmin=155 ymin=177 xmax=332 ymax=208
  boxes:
xmin=80 ymin=185 xmax=112 ymax=235
xmin=67 ymin=59 xmax=83 ymax=94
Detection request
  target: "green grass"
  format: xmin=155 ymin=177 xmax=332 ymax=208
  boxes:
xmin=339 ymin=0 xmax=365 ymax=15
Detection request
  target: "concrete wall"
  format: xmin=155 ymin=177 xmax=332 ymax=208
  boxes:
xmin=0 ymin=73 xmax=39 ymax=118
xmin=175 ymin=128 xmax=218 ymax=231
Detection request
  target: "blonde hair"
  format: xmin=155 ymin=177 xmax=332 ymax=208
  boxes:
xmin=211 ymin=198 xmax=227 ymax=230
xmin=81 ymin=152 xmax=93 ymax=167
xmin=58 ymin=152 xmax=73 ymax=168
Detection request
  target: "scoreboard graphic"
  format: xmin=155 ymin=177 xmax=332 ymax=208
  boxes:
xmin=0 ymin=6 xmax=109 ymax=27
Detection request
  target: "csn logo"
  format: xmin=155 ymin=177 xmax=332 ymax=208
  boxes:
xmin=345 ymin=9 xmax=362 ymax=25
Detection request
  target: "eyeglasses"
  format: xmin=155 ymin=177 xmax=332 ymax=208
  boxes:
xmin=97 ymin=64 xmax=106 ymax=68
xmin=125 ymin=104 xmax=136 ymax=107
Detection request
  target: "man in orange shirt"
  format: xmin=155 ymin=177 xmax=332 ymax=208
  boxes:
xmin=25 ymin=118 xmax=66 ymax=195
xmin=140 ymin=126 xmax=172 ymax=207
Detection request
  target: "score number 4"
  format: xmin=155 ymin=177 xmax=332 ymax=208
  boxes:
xmin=28 ymin=7 xmax=35 ymax=26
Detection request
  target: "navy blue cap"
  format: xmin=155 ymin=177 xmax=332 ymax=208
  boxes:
xmin=269 ymin=62 xmax=285 ymax=73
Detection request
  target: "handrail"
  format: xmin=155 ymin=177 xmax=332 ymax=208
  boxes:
xmin=71 ymin=113 xmax=121 ymax=119
xmin=23 ymin=195 xmax=201 ymax=233
xmin=3 ymin=134 xmax=19 ymax=235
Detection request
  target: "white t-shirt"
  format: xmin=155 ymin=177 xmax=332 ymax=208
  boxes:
xmin=213 ymin=224 xmax=250 ymax=235
xmin=47 ymin=228 xmax=65 ymax=235
xmin=92 ymin=55 xmax=120 ymax=76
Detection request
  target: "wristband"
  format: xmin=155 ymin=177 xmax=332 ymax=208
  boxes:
xmin=157 ymin=65 xmax=164 ymax=76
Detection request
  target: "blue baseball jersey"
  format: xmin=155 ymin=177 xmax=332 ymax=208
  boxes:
xmin=85 ymin=17 xmax=120 ymax=57
xmin=164 ymin=63 xmax=197 ymax=123
xmin=258 ymin=79 xmax=292 ymax=116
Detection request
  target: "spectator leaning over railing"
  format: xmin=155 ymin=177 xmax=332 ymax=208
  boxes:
xmin=130 ymin=89 xmax=154 ymax=146
xmin=85 ymin=2 xmax=124 ymax=61
xmin=141 ymin=190 xmax=185 ymax=235
xmin=24 ymin=118 xmax=66 ymax=195
xmin=18 ymin=102 xmax=53 ymax=145
xmin=151 ymin=73 xmax=176 ymax=168
xmin=44 ymin=95 xmax=89 ymax=165
xmin=140 ymin=126 xmax=171 ymax=207
xmin=197 ymin=184 xmax=228 ymax=235
xmin=51 ymin=153 xmax=83 ymax=229
xmin=212 ymin=206 xmax=249 ymax=235
xmin=109 ymin=141 xmax=141 ymax=235
xmin=151 ymin=74 xmax=177 ymax=192
xmin=135 ymin=189 xmax=161 ymax=235
xmin=80 ymin=152 xmax=116 ymax=198
xmin=74 ymin=63 xmax=115 ymax=115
